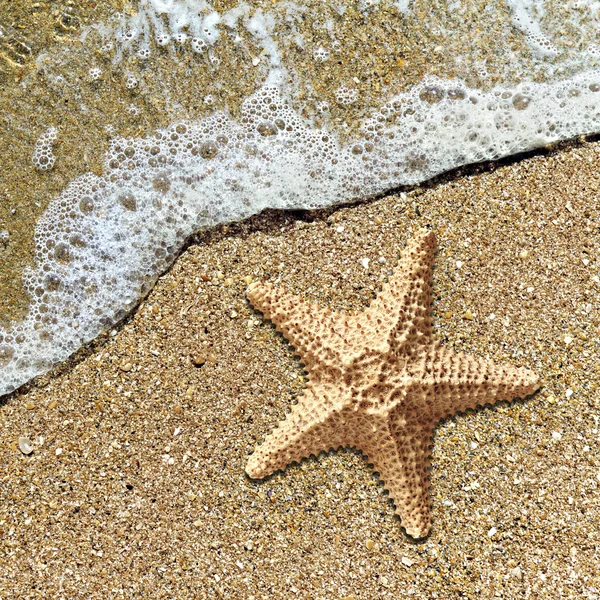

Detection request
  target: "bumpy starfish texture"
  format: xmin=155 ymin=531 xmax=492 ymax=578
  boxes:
xmin=245 ymin=228 xmax=540 ymax=538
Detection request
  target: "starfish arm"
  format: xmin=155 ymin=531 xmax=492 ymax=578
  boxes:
xmin=415 ymin=345 xmax=540 ymax=422
xmin=358 ymin=416 xmax=435 ymax=539
xmin=247 ymin=281 xmax=345 ymax=369
xmin=361 ymin=228 xmax=436 ymax=352
xmin=246 ymin=383 xmax=352 ymax=479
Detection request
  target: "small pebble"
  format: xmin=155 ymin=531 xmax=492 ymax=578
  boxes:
xmin=401 ymin=556 xmax=413 ymax=567
xmin=511 ymin=566 xmax=523 ymax=581
xmin=463 ymin=309 xmax=474 ymax=320
xmin=360 ymin=257 xmax=370 ymax=269
xmin=191 ymin=353 xmax=207 ymax=366
xmin=487 ymin=527 xmax=497 ymax=537
xmin=365 ymin=539 xmax=374 ymax=550
xmin=18 ymin=436 xmax=33 ymax=455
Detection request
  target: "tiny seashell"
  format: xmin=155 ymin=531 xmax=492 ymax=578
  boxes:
xmin=18 ymin=436 xmax=33 ymax=455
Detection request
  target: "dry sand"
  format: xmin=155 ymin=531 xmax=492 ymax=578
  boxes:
xmin=1 ymin=140 xmax=600 ymax=599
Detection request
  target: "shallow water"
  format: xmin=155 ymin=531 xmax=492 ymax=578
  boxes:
xmin=1 ymin=0 xmax=600 ymax=397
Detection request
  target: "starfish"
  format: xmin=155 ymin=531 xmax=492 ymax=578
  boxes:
xmin=245 ymin=228 xmax=540 ymax=538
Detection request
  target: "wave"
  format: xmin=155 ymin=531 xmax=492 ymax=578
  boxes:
xmin=1 ymin=0 xmax=600 ymax=397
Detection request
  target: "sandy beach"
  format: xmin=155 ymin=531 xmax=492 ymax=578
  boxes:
xmin=1 ymin=138 xmax=599 ymax=599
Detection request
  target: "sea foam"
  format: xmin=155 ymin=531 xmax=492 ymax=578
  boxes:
xmin=2 ymin=0 xmax=600 ymax=397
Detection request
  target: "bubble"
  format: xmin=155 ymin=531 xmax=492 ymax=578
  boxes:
xmin=0 ymin=345 xmax=14 ymax=366
xmin=447 ymin=88 xmax=466 ymax=101
xmin=257 ymin=122 xmax=277 ymax=137
xmin=44 ymin=274 xmax=62 ymax=292
xmin=419 ymin=86 xmax=445 ymax=104
xmin=512 ymin=94 xmax=531 ymax=110
xmin=69 ymin=233 xmax=87 ymax=248
xmin=589 ymin=83 xmax=600 ymax=92
xmin=199 ymin=141 xmax=218 ymax=159
xmin=152 ymin=172 xmax=171 ymax=193
xmin=79 ymin=196 xmax=94 ymax=214
xmin=53 ymin=243 xmax=72 ymax=264
xmin=119 ymin=192 xmax=137 ymax=211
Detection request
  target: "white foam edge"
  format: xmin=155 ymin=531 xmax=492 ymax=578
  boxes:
xmin=2 ymin=68 xmax=600 ymax=397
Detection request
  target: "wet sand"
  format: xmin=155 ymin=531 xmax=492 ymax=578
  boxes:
xmin=1 ymin=140 xmax=600 ymax=599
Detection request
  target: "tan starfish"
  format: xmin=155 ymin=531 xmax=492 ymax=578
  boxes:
xmin=245 ymin=228 xmax=540 ymax=538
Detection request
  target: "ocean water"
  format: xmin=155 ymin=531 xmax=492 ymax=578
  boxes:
xmin=1 ymin=0 xmax=600 ymax=397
